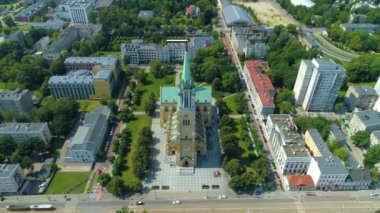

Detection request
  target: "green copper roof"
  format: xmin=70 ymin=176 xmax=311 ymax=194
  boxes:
xmin=194 ymin=86 xmax=212 ymax=103
xmin=180 ymin=51 xmax=193 ymax=89
xmin=160 ymin=86 xmax=178 ymax=103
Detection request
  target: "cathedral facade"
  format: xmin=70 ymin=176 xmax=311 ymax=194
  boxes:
xmin=159 ymin=51 xmax=212 ymax=167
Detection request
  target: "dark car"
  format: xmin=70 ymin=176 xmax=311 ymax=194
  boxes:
xmin=136 ymin=201 xmax=144 ymax=205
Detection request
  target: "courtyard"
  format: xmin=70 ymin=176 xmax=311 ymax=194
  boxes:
xmin=145 ymin=105 xmax=231 ymax=193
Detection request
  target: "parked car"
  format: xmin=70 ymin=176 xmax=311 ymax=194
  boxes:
xmin=370 ymin=192 xmax=379 ymax=196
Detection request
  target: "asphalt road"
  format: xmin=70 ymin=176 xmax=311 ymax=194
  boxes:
xmin=1 ymin=196 xmax=380 ymax=213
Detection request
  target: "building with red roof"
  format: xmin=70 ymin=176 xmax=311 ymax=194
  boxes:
xmin=244 ymin=60 xmax=275 ymax=121
xmin=285 ymin=174 xmax=315 ymax=191
xmin=185 ymin=5 xmax=200 ymax=18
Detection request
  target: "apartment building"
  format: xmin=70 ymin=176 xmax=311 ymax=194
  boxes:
xmin=121 ymin=33 xmax=214 ymax=64
xmin=266 ymin=114 xmax=311 ymax=175
xmin=304 ymin=129 xmax=348 ymax=190
xmin=370 ymin=131 xmax=380 ymax=147
xmin=48 ymin=70 xmax=94 ymax=100
xmin=69 ymin=0 xmax=93 ymax=24
xmin=0 ymin=123 xmax=52 ymax=145
xmin=293 ymin=59 xmax=346 ymax=111
xmin=64 ymin=56 xmax=119 ymax=72
xmin=0 ymin=164 xmax=25 ymax=194
xmin=345 ymin=85 xmax=378 ymax=111
xmin=14 ymin=2 xmax=48 ymax=22
xmin=348 ymin=109 xmax=380 ymax=134
xmin=244 ymin=60 xmax=275 ymax=121
xmin=0 ymin=89 xmax=34 ymax=113
xmin=65 ymin=106 xmax=110 ymax=163
xmin=230 ymin=26 xmax=268 ymax=59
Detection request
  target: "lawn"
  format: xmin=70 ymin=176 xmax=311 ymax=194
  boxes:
xmin=47 ymin=171 xmax=90 ymax=194
xmin=78 ymin=100 xmax=101 ymax=112
xmin=135 ymin=73 xmax=175 ymax=111
xmin=122 ymin=115 xmax=152 ymax=188
xmin=0 ymin=82 xmax=22 ymax=90
xmin=93 ymin=50 xmax=121 ymax=57
xmin=17 ymin=24 xmax=29 ymax=31
xmin=224 ymin=93 xmax=238 ymax=115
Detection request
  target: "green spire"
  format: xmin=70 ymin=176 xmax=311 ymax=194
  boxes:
xmin=180 ymin=51 xmax=193 ymax=89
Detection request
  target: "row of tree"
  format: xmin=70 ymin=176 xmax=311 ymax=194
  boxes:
xmin=192 ymin=41 xmax=241 ymax=93
xmin=0 ymin=135 xmax=46 ymax=169
xmin=267 ymin=25 xmax=317 ymax=89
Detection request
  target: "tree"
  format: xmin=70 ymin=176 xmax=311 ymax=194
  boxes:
xmin=98 ymin=173 xmax=111 ymax=186
xmin=107 ymin=176 xmax=126 ymax=197
xmin=108 ymin=100 xmax=118 ymax=115
xmin=135 ymin=70 xmax=147 ymax=84
xmin=275 ymin=88 xmax=295 ymax=114
xmin=222 ymin=72 xmax=241 ymax=93
xmin=0 ymin=135 xmax=17 ymax=158
xmin=150 ymin=60 xmax=163 ymax=78
xmin=216 ymin=98 xmax=231 ymax=117
xmin=212 ymin=77 xmax=222 ymax=91
xmin=294 ymin=116 xmax=332 ymax=139
xmin=18 ymin=137 xmax=45 ymax=156
xmin=2 ymin=16 xmax=15 ymax=27
xmin=229 ymin=172 xmax=256 ymax=192
xmin=88 ymin=11 xmax=97 ymax=24
xmin=370 ymin=167 xmax=379 ymax=183
xmin=223 ymin=159 xmax=243 ymax=176
xmin=144 ymin=93 xmax=156 ymax=117
xmin=50 ymin=58 xmax=66 ymax=75
xmin=117 ymin=108 xmax=135 ymax=122
xmin=116 ymin=206 xmax=133 ymax=213
xmin=235 ymin=93 xmax=248 ymax=114
xmin=48 ymin=0 xmax=56 ymax=8
xmin=112 ymin=156 xmax=124 ymax=176
xmin=351 ymin=131 xmax=370 ymax=148
xmin=364 ymin=145 xmax=380 ymax=168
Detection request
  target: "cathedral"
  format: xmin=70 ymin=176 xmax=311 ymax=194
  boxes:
xmin=159 ymin=51 xmax=212 ymax=167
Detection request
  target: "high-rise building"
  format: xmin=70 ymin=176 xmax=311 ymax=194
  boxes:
xmin=0 ymin=89 xmax=34 ymax=113
xmin=293 ymin=59 xmax=346 ymax=111
xmin=159 ymin=51 xmax=212 ymax=167
xmin=69 ymin=1 xmax=93 ymax=24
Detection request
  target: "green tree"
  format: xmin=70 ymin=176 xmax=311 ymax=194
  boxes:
xmin=18 ymin=137 xmax=45 ymax=156
xmin=351 ymin=131 xmax=370 ymax=148
xmin=364 ymin=145 xmax=380 ymax=168
xmin=216 ymin=98 xmax=231 ymax=117
xmin=50 ymin=58 xmax=66 ymax=75
xmin=222 ymin=72 xmax=241 ymax=93
xmin=135 ymin=70 xmax=147 ymax=84
xmin=0 ymin=135 xmax=17 ymax=158
xmin=144 ymin=93 xmax=156 ymax=117
xmin=370 ymin=167 xmax=379 ymax=183
xmin=98 ymin=173 xmax=111 ymax=186
xmin=275 ymin=88 xmax=295 ymax=113
xmin=294 ymin=116 xmax=332 ymax=139
xmin=223 ymin=159 xmax=243 ymax=176
xmin=48 ymin=0 xmax=56 ymax=8
xmin=2 ymin=16 xmax=15 ymax=27
xmin=112 ymin=156 xmax=125 ymax=176
xmin=229 ymin=172 xmax=256 ymax=192
xmin=107 ymin=176 xmax=126 ymax=197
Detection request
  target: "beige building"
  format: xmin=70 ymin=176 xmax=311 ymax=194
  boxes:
xmin=159 ymin=52 xmax=212 ymax=167
xmin=348 ymin=109 xmax=380 ymax=134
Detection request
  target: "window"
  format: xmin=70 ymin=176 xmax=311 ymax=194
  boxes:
xmin=203 ymin=107 xmax=207 ymax=112
xmin=164 ymin=106 xmax=168 ymax=112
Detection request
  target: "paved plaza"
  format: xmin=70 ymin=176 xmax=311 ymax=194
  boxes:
xmin=145 ymin=106 xmax=230 ymax=193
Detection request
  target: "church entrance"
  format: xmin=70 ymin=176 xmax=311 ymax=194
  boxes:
xmin=183 ymin=160 xmax=189 ymax=167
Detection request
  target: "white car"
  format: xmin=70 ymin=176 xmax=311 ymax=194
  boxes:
xmin=218 ymin=194 xmax=228 ymax=199
xmin=370 ymin=192 xmax=379 ymax=196
xmin=172 ymin=200 xmax=181 ymax=204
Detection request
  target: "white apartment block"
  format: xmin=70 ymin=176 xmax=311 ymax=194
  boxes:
xmin=0 ymin=123 xmax=52 ymax=145
xmin=65 ymin=106 xmax=110 ymax=163
xmin=69 ymin=1 xmax=93 ymax=24
xmin=121 ymin=33 xmax=214 ymax=64
xmin=48 ymin=70 xmax=95 ymax=100
xmin=348 ymin=109 xmax=380 ymax=134
xmin=304 ymin=129 xmax=348 ymax=190
xmin=0 ymin=164 xmax=25 ymax=194
xmin=0 ymin=89 xmax=34 ymax=113
xmin=293 ymin=59 xmax=346 ymax=111
xmin=266 ymin=115 xmax=311 ymax=175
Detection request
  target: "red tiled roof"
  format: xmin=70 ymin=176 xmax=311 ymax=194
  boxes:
xmin=286 ymin=174 xmax=315 ymax=188
xmin=245 ymin=60 xmax=275 ymax=106
xmin=186 ymin=5 xmax=196 ymax=15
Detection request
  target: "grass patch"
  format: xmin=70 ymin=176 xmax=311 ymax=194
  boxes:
xmin=224 ymin=93 xmax=238 ymax=115
xmin=78 ymin=100 xmax=101 ymax=112
xmin=0 ymin=82 xmax=22 ymax=90
xmin=135 ymin=73 xmax=175 ymax=111
xmin=93 ymin=50 xmax=121 ymax=57
xmin=47 ymin=171 xmax=90 ymax=194
xmin=122 ymin=115 xmax=152 ymax=188
xmin=348 ymin=81 xmax=377 ymax=87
